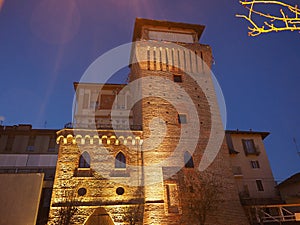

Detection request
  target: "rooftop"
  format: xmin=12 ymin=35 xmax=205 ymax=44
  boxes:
xmin=132 ymin=18 xmax=205 ymax=42
xmin=226 ymin=129 xmax=270 ymax=140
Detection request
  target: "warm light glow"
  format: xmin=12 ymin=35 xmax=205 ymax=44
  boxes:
xmin=237 ymin=0 xmax=300 ymax=36
xmin=0 ymin=0 xmax=4 ymax=12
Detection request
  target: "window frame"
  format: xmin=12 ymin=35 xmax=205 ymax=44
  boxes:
xmin=82 ymin=93 xmax=90 ymax=109
xmin=178 ymin=114 xmax=187 ymax=124
xmin=173 ymin=75 xmax=182 ymax=83
xmin=115 ymin=152 xmax=126 ymax=169
xmin=242 ymin=139 xmax=259 ymax=156
xmin=251 ymin=160 xmax=260 ymax=169
xmin=256 ymin=180 xmax=264 ymax=191
xmin=184 ymin=151 xmax=194 ymax=168
xmin=79 ymin=151 xmax=91 ymax=168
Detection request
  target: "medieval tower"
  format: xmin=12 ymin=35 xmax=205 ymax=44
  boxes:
xmin=48 ymin=18 xmax=249 ymax=225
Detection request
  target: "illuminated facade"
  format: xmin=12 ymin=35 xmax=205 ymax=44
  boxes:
xmin=47 ymin=18 xmax=249 ymax=225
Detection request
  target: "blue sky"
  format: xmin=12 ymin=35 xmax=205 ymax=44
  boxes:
xmin=0 ymin=0 xmax=299 ymax=181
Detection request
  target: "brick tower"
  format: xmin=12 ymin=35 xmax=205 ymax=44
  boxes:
xmin=47 ymin=18 xmax=249 ymax=225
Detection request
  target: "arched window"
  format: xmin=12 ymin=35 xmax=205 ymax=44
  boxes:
xmin=184 ymin=151 xmax=194 ymax=168
xmin=115 ymin=152 xmax=126 ymax=169
xmin=79 ymin=151 xmax=90 ymax=168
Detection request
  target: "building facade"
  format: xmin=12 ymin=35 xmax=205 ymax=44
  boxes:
xmin=47 ymin=18 xmax=249 ymax=225
xmin=2 ymin=19 xmax=297 ymax=225
xmin=226 ymin=130 xmax=280 ymax=205
xmin=277 ymin=172 xmax=300 ymax=204
xmin=0 ymin=124 xmax=58 ymax=225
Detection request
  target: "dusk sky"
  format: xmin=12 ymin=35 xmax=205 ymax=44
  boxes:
xmin=0 ymin=0 xmax=299 ymax=182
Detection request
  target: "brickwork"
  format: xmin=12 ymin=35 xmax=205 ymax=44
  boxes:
xmin=47 ymin=130 xmax=145 ymax=225
xmin=48 ymin=18 xmax=250 ymax=225
xmin=130 ymin=18 xmax=250 ymax=225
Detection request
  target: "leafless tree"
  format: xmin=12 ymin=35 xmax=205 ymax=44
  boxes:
xmin=123 ymin=203 xmax=143 ymax=225
xmin=122 ymin=188 xmax=144 ymax=225
xmin=183 ymin=171 xmax=224 ymax=225
xmin=56 ymin=193 xmax=78 ymax=225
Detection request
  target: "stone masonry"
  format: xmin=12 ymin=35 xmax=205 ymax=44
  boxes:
xmin=48 ymin=18 xmax=250 ymax=225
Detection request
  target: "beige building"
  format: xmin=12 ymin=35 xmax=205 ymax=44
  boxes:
xmin=226 ymin=130 xmax=300 ymax=224
xmin=226 ymin=130 xmax=280 ymax=205
xmin=277 ymin=172 xmax=300 ymax=204
xmin=0 ymin=173 xmax=44 ymax=225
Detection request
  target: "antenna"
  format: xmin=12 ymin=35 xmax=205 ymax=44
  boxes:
xmin=293 ymin=137 xmax=300 ymax=156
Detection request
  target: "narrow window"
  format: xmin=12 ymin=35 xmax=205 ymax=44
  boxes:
xmin=147 ymin=47 xmax=150 ymax=70
xmin=83 ymin=93 xmax=89 ymax=109
xmin=153 ymin=47 xmax=157 ymax=70
xmin=5 ymin=135 xmax=14 ymax=151
xmin=195 ymin=51 xmax=199 ymax=73
xmin=189 ymin=50 xmax=193 ymax=72
xmin=200 ymin=51 xmax=204 ymax=72
xmin=165 ymin=48 xmax=169 ymax=71
xmin=171 ymin=48 xmax=175 ymax=70
xmin=177 ymin=49 xmax=181 ymax=69
xmin=183 ymin=50 xmax=186 ymax=71
xmin=173 ymin=75 xmax=182 ymax=83
xmin=178 ymin=114 xmax=187 ymax=124
xmin=256 ymin=180 xmax=264 ymax=191
xmin=242 ymin=139 xmax=258 ymax=155
xmin=79 ymin=151 xmax=90 ymax=168
xmin=184 ymin=151 xmax=194 ymax=168
xmin=166 ymin=184 xmax=179 ymax=213
xmin=115 ymin=152 xmax=126 ymax=168
xmin=159 ymin=47 xmax=163 ymax=70
xmin=251 ymin=160 xmax=260 ymax=168
xmin=27 ymin=136 xmax=35 ymax=151
xmin=48 ymin=136 xmax=56 ymax=152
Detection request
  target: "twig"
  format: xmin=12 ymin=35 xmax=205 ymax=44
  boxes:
xmin=236 ymin=0 xmax=300 ymax=36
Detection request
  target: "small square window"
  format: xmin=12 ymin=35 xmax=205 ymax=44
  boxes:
xmin=173 ymin=75 xmax=182 ymax=83
xmin=178 ymin=114 xmax=187 ymax=124
xmin=251 ymin=160 xmax=260 ymax=168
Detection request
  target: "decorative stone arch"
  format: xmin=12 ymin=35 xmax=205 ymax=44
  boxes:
xmin=56 ymin=135 xmax=64 ymax=144
xmin=101 ymin=135 xmax=108 ymax=145
xmin=93 ymin=135 xmax=100 ymax=145
xmin=66 ymin=134 xmax=74 ymax=144
xmin=84 ymin=135 xmax=91 ymax=144
xmin=110 ymin=135 xmax=117 ymax=145
xmin=75 ymin=134 xmax=83 ymax=144
xmin=84 ymin=207 xmax=114 ymax=225
xmin=118 ymin=136 xmax=125 ymax=145
xmin=127 ymin=136 xmax=133 ymax=145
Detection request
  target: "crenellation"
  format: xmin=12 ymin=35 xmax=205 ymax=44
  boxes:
xmin=47 ymin=18 xmax=250 ymax=225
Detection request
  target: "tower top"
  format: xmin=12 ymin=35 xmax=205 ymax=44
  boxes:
xmin=132 ymin=18 xmax=205 ymax=43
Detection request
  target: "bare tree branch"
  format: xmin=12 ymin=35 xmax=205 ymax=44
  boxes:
xmin=182 ymin=171 xmax=224 ymax=225
xmin=236 ymin=1 xmax=300 ymax=36
xmin=56 ymin=192 xmax=78 ymax=225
